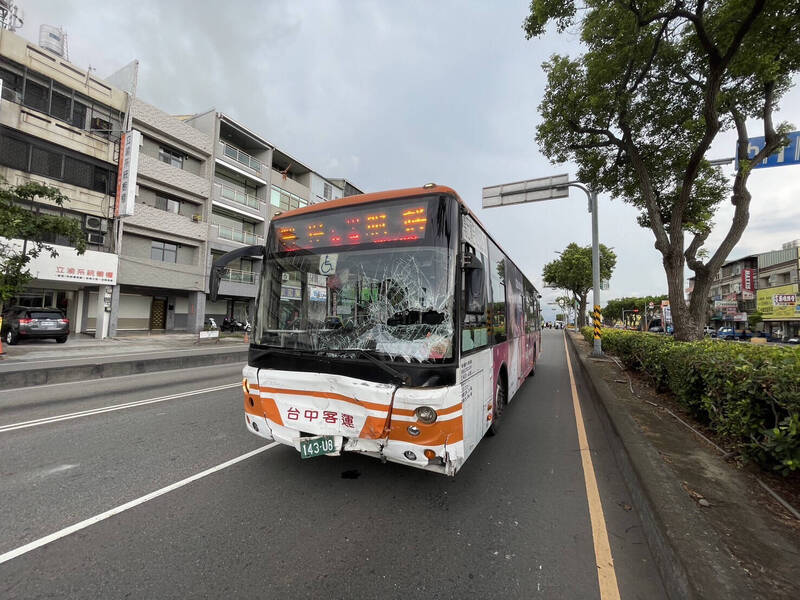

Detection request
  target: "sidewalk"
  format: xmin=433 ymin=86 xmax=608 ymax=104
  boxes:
xmin=0 ymin=332 xmax=249 ymax=390
xmin=566 ymin=331 xmax=799 ymax=600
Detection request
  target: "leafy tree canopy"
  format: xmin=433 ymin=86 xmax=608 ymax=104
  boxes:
xmin=524 ymin=0 xmax=800 ymax=340
xmin=604 ymin=294 xmax=669 ymax=326
xmin=543 ymin=242 xmax=616 ymax=326
xmin=0 ymin=181 xmax=86 ymax=310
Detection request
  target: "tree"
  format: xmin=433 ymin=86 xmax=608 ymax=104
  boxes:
xmin=0 ymin=181 xmax=87 ymax=312
xmin=543 ymin=242 xmax=616 ymax=327
xmin=524 ymin=1 xmax=800 ymax=340
xmin=747 ymin=310 xmax=762 ymax=329
xmin=604 ymin=294 xmax=668 ymax=328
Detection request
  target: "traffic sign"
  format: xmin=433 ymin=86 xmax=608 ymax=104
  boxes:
xmin=482 ymin=174 xmax=569 ymax=208
xmin=736 ymin=130 xmax=800 ymax=170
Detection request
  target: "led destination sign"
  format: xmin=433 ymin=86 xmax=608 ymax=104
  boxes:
xmin=274 ymin=199 xmax=431 ymax=252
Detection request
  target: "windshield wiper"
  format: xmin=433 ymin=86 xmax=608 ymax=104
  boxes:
xmin=387 ymin=310 xmax=445 ymax=326
xmin=312 ymin=348 xmax=410 ymax=385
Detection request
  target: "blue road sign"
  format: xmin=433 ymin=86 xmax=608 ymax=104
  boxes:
xmin=736 ymin=130 xmax=800 ymax=170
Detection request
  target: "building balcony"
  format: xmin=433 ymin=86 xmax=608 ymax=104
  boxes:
xmin=218 ymin=141 xmax=266 ymax=179
xmin=221 ymin=267 xmax=256 ymax=285
xmin=211 ymin=224 xmax=264 ymax=246
xmin=125 ymin=203 xmax=208 ymax=242
xmin=138 ymin=153 xmax=210 ymax=199
xmin=212 ymin=181 xmax=265 ymax=215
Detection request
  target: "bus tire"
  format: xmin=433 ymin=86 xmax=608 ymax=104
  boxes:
xmin=487 ymin=376 xmax=507 ymax=437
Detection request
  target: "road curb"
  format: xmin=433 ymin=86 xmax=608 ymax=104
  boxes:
xmin=566 ymin=332 xmax=747 ymax=600
xmin=0 ymin=348 xmax=249 ymax=390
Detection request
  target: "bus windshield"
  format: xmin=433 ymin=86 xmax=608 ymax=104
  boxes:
xmin=256 ymin=195 xmax=457 ymax=363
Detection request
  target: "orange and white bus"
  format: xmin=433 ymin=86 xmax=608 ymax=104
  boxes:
xmin=211 ymin=185 xmax=541 ymax=475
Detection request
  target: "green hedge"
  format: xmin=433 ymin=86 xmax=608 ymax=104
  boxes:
xmin=581 ymin=327 xmax=800 ymax=474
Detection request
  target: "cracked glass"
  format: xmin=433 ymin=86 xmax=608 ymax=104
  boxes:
xmin=256 ymin=195 xmax=456 ymax=363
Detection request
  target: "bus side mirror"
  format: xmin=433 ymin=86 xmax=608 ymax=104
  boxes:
xmin=210 ymin=245 xmax=266 ymax=302
xmin=464 ymin=255 xmax=486 ymax=314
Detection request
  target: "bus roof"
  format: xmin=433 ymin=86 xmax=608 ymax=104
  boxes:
xmin=271 ymin=185 xmax=462 ymax=221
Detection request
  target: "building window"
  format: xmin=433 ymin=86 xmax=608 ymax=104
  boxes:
xmin=63 ymin=156 xmax=94 ymax=189
xmin=155 ymin=194 xmax=181 ymax=213
xmin=151 ymin=240 xmax=178 ymax=263
xmin=1 ymin=56 xmax=121 ymax=136
xmin=30 ymin=146 xmax=63 ymax=178
xmin=0 ymin=127 xmax=117 ymax=195
xmin=159 ymin=146 xmax=184 ymax=169
xmin=323 ymin=182 xmax=332 ymax=200
xmin=270 ymin=185 xmax=308 ymax=212
xmin=23 ymin=78 xmax=49 ymax=113
xmin=0 ymin=134 xmax=28 ymax=170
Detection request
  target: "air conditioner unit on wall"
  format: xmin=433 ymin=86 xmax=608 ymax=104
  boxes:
xmin=85 ymin=215 xmax=108 ymax=233
xmin=87 ymin=232 xmax=105 ymax=245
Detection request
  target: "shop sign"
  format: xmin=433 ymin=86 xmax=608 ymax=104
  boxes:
xmin=741 ymin=268 xmax=754 ymax=291
xmin=742 ymin=291 xmax=755 ymax=300
xmin=280 ymin=285 xmax=302 ymax=301
xmin=714 ymin=300 xmax=738 ymax=312
xmin=661 ymin=300 xmax=672 ymax=325
xmin=733 ymin=312 xmax=748 ymax=322
xmin=757 ymin=284 xmax=799 ymax=319
xmin=2 ymin=238 xmax=117 ymax=285
xmin=115 ymin=130 xmax=141 ymax=217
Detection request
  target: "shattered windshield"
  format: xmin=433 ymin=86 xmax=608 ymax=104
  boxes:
xmin=256 ymin=246 xmax=455 ymax=362
xmin=255 ymin=194 xmax=457 ymax=363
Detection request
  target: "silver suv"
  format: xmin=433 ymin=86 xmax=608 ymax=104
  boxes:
xmin=1 ymin=306 xmax=69 ymax=345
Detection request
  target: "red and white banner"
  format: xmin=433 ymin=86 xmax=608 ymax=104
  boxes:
xmin=741 ymin=268 xmax=754 ymax=292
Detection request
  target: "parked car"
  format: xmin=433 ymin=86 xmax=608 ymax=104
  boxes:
xmin=1 ymin=306 xmax=69 ymax=344
xmin=787 ymin=337 xmax=800 ymax=345
xmin=703 ymin=326 xmax=715 ymax=336
xmin=716 ymin=327 xmax=753 ymax=341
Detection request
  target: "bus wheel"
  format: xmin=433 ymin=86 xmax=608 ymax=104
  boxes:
xmin=487 ymin=377 xmax=507 ymax=437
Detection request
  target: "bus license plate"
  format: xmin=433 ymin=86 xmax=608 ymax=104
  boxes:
xmin=300 ymin=436 xmax=336 ymax=459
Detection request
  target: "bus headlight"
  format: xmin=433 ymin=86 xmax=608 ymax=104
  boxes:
xmin=415 ymin=406 xmax=438 ymax=424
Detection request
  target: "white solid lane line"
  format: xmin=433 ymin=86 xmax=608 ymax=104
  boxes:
xmin=0 ymin=443 xmax=279 ymax=565
xmin=0 ymin=383 xmax=240 ymax=433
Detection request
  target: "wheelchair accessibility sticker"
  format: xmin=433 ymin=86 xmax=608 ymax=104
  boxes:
xmin=318 ymin=254 xmax=338 ymax=275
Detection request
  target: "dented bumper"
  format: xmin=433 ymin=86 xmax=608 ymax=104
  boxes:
xmin=242 ymin=366 xmax=465 ymax=475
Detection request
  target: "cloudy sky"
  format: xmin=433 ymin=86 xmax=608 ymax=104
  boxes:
xmin=18 ymin=1 xmax=800 ymax=319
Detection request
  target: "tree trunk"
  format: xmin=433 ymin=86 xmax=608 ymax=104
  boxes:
xmin=577 ymin=293 xmax=588 ymax=328
xmin=663 ymin=248 xmax=704 ymax=342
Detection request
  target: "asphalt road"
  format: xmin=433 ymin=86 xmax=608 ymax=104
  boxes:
xmin=0 ymin=330 xmax=667 ymax=599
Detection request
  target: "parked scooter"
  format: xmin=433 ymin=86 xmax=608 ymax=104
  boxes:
xmin=221 ymin=316 xmax=251 ymax=333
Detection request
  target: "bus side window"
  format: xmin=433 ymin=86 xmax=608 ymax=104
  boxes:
xmin=488 ymin=241 xmax=506 ymax=344
xmin=524 ymin=281 xmax=537 ymax=333
xmin=462 ymin=248 xmax=490 ymax=354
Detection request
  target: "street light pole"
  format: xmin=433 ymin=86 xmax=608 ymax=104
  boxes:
xmin=562 ymin=183 xmax=603 ymax=356
xmin=482 ymin=174 xmax=604 ymax=355
xmin=590 ymin=189 xmax=602 ymax=356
